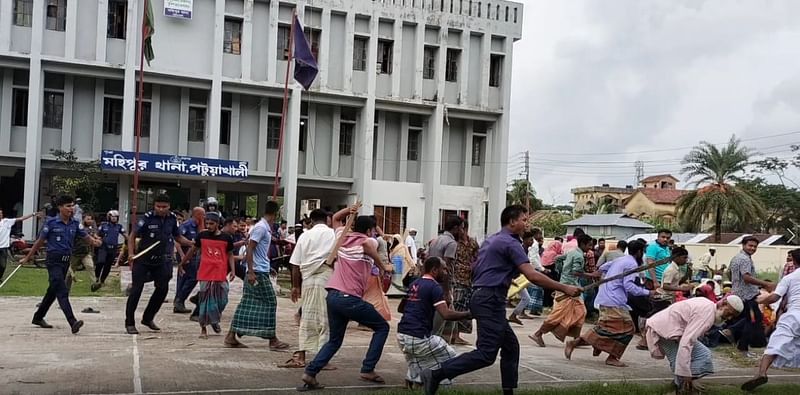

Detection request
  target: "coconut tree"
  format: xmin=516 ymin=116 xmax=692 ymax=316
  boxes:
xmin=676 ymin=136 xmax=766 ymax=242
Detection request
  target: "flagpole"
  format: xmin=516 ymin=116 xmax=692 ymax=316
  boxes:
xmin=273 ymin=10 xmax=296 ymax=200
xmin=130 ymin=0 xmax=149 ymax=257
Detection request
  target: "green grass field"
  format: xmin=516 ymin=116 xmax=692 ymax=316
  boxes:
xmin=0 ymin=265 xmax=124 ymax=297
xmin=370 ymin=382 xmax=800 ymax=395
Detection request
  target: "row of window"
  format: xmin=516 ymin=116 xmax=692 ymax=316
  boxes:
xmin=14 ymin=0 xmax=128 ymax=38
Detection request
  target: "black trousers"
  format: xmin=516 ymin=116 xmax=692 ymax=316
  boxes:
xmin=34 ymin=259 xmax=76 ymax=326
xmin=728 ymin=297 xmax=767 ymax=351
xmin=0 ymin=248 xmax=8 ymax=281
xmin=542 ymin=268 xmax=559 ymax=308
xmin=95 ymin=246 xmax=119 ymax=283
xmin=437 ymin=287 xmax=519 ymax=389
xmin=125 ymin=261 xmax=172 ymax=326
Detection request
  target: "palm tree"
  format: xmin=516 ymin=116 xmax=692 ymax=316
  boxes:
xmin=506 ymin=179 xmax=543 ymax=210
xmin=676 ymin=136 xmax=766 ymax=242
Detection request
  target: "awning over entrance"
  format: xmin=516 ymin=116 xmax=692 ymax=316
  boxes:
xmin=100 ymin=150 xmax=248 ymax=180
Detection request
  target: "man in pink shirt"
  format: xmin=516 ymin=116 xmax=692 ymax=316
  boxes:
xmin=645 ymin=296 xmax=743 ymax=394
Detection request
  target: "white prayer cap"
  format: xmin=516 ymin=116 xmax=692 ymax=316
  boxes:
xmin=725 ymin=295 xmax=745 ymax=313
xmin=713 ymin=275 xmax=722 ymax=282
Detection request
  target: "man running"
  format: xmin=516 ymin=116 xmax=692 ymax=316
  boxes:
xmin=224 ymin=201 xmax=289 ymax=350
xmin=21 ymin=195 xmax=101 ymax=334
xmin=174 ymin=207 xmax=205 ymax=315
xmin=92 ymin=210 xmax=125 ymax=292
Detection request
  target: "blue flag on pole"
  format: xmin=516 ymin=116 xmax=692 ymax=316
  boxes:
xmin=293 ymin=16 xmax=318 ymax=90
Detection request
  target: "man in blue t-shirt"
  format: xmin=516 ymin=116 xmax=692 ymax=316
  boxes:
xmin=645 ymin=229 xmax=672 ymax=288
xmin=397 ymin=256 xmax=471 ymax=388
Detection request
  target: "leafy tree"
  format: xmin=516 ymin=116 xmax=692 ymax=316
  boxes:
xmin=738 ymin=177 xmax=800 ymax=237
xmin=528 ymin=210 xmax=571 ymax=238
xmin=506 ymin=179 xmax=543 ymax=210
xmin=676 ymin=136 xmax=766 ymax=242
xmin=641 ymin=217 xmax=681 ymax=233
xmin=49 ymin=149 xmax=102 ymax=212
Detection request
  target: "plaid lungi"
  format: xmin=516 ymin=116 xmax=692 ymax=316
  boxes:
xmin=198 ymin=280 xmax=229 ymax=326
xmin=397 ymin=333 xmax=456 ymax=384
xmin=581 ymin=306 xmax=635 ymax=359
xmin=299 ymin=267 xmax=331 ymax=353
xmin=231 ymin=272 xmax=277 ymax=338
xmin=527 ymin=285 xmax=544 ymax=312
xmin=542 ymin=292 xmax=586 ymax=342
xmin=658 ymin=338 xmax=715 ymax=379
xmin=451 ymin=284 xmax=473 ymax=334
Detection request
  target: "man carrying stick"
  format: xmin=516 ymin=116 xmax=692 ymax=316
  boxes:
xmin=564 ymin=240 xmax=656 ymax=367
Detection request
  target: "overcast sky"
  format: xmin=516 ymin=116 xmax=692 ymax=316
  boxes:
xmin=508 ymin=0 xmax=800 ymax=205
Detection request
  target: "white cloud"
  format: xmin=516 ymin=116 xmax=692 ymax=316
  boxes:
xmin=509 ymin=0 xmax=800 ymax=204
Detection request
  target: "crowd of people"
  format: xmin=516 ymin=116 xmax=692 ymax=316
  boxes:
xmin=11 ymin=195 xmax=800 ymax=394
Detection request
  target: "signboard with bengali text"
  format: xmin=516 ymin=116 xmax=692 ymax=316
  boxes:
xmin=100 ymin=150 xmax=248 ymax=179
xmin=164 ymin=0 xmax=193 ymax=19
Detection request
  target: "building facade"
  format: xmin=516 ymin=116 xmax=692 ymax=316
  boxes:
xmin=0 ymin=0 xmax=523 ymax=241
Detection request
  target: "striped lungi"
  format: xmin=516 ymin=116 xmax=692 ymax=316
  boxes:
xmin=541 ymin=292 xmax=586 ymax=342
xmin=657 ymin=338 xmax=715 ymax=379
xmin=299 ymin=267 xmax=331 ymax=353
xmin=198 ymin=280 xmax=230 ymax=326
xmin=581 ymin=306 xmax=635 ymax=359
xmin=527 ymin=285 xmax=544 ymax=313
xmin=451 ymin=284 xmax=473 ymax=333
xmin=230 ymin=272 xmax=277 ymax=338
xmin=396 ymin=333 xmax=456 ymax=384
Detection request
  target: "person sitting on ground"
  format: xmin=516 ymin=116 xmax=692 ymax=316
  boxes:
xmin=646 ymin=296 xmax=743 ymax=394
xmin=397 ymin=256 xmax=471 ymax=389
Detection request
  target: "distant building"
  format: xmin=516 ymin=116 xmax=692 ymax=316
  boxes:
xmin=623 ymin=188 xmax=687 ymax=224
xmin=639 ymin=174 xmax=679 ymax=190
xmin=563 ymin=214 xmax=653 ymax=240
xmin=571 ymin=185 xmax=636 ymax=214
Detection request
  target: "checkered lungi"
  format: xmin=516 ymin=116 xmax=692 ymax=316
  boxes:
xmin=230 ymin=272 xmax=277 ymax=338
xmin=198 ymin=280 xmax=229 ymax=326
xmin=451 ymin=284 xmax=473 ymax=334
xmin=658 ymin=338 xmax=715 ymax=379
xmin=580 ymin=306 xmax=635 ymax=359
xmin=397 ymin=333 xmax=456 ymax=384
xmin=527 ymin=284 xmax=544 ymax=313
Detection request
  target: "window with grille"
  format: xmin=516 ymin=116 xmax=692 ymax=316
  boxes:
xmin=304 ymin=28 xmax=321 ymax=60
xmin=407 ymin=129 xmax=421 ymax=161
xmin=267 ymin=116 xmax=281 ymax=149
xmin=423 ymin=46 xmax=436 ymax=80
xmin=42 ymin=73 xmax=65 ymax=129
xmin=134 ymin=102 xmax=151 ymax=137
xmin=353 ymin=36 xmax=368 ymax=71
xmin=445 ymin=48 xmax=460 ymax=82
xmin=277 ymin=25 xmax=290 ymax=60
xmin=489 ymin=54 xmax=503 ymax=87
xmin=224 ymin=18 xmax=242 ymax=55
xmin=472 ymin=136 xmax=485 ymax=166
xmin=339 ymin=122 xmax=354 ymax=156
xmin=374 ymin=205 xmax=407 ymax=235
xmin=107 ymin=0 xmax=127 ymax=39
xmin=14 ymin=0 xmax=33 ymax=27
xmin=103 ymin=98 xmax=124 ymax=135
xmin=377 ymin=40 xmax=393 ymax=74
xmin=188 ymin=107 xmax=206 ymax=142
xmin=46 ymin=0 xmax=67 ymax=31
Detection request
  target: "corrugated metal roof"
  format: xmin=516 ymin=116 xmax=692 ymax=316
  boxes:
xmin=626 ymin=233 xmax=704 ymax=243
xmin=564 ymin=214 xmax=653 ymax=228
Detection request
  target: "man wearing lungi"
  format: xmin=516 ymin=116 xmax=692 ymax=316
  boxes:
xmin=281 ymin=209 xmax=336 ymax=368
xmin=224 ymin=201 xmax=289 ymax=350
xmin=21 ymin=195 xmax=101 ymax=334
xmin=397 ymin=256 xmax=470 ymax=389
xmin=646 ymin=296 xmax=743 ymax=394
xmin=741 ymin=248 xmax=800 ymax=391
xmin=564 ymin=240 xmax=655 ymax=367
xmin=530 ymin=234 xmax=593 ymax=347
xmin=421 ymin=205 xmax=581 ymax=395
xmin=450 ymin=222 xmax=479 ymax=344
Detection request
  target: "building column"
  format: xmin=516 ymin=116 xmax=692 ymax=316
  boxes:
xmin=413 ymin=21 xmax=424 ymax=99
xmin=241 ymin=0 xmax=255 ymax=80
xmin=60 ymin=75 xmax=74 ymax=150
xmin=178 ymin=87 xmax=189 ymax=155
xmin=390 ymin=18 xmax=402 ymax=97
xmin=96 ymin=0 xmax=110 ymax=62
xmin=0 ymin=0 xmax=13 ymax=52
xmin=486 ymin=38 xmax=515 ymax=233
xmin=0 ymin=70 xmax=12 ymax=152
xmin=22 ymin=0 xmax=46 ymax=239
xmin=352 ymin=14 xmax=379 ymax=213
xmin=305 ymin=103 xmax=317 ymax=175
xmin=343 ymin=12 xmax=355 ymax=92
xmin=318 ymin=9 xmax=332 ymax=88
xmin=479 ymin=33 xmax=491 ymax=107
xmin=148 ymin=85 xmax=161 ymax=153
xmin=206 ymin=181 xmax=218 ymax=200
xmin=374 ymin=111 xmax=385 ymax=179
xmin=422 ymin=105 xmax=445 ymax=242
xmin=458 ymin=29 xmax=470 ymax=105
xmin=64 ymin=0 xmax=78 ymax=59
xmin=92 ymin=79 xmax=105 ymax=157
xmin=463 ymin=120 xmax=474 ymax=186
xmin=399 ymin=114 xmax=409 ymax=182
xmin=118 ymin=175 xmax=131 ymax=227
xmin=121 ymin=0 xmax=141 ymax=151
xmin=330 ymin=106 xmax=341 ymax=176
xmin=229 ymin=94 xmax=241 ymax=159
xmin=206 ymin=0 xmax=226 ymax=158
xmin=266 ymin=0 xmax=279 ymax=83
xmin=257 ymin=100 xmax=268 ymax=171
xmin=282 ymin=89 xmax=302 ymax=225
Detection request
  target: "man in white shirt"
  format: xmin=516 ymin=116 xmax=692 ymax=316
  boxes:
xmin=283 ymin=209 xmax=336 ymax=368
xmin=0 ymin=209 xmax=40 ymax=281
xmin=406 ymin=228 xmax=418 ymax=263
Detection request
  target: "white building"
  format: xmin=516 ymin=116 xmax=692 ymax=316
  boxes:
xmin=0 ymin=0 xmax=522 ymax=242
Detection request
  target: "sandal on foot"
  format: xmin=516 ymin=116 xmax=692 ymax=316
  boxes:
xmin=269 ymin=341 xmax=291 ymax=351
xmin=278 ymin=358 xmax=306 ymax=368
xmin=296 ymin=382 xmax=325 ymax=392
xmin=224 ymin=341 xmax=248 ymax=348
xmin=359 ymin=374 xmax=385 ymax=384
xmin=741 ymin=376 xmax=768 ymax=391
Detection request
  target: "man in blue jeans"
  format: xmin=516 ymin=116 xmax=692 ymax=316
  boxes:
xmin=21 ymin=195 xmax=101 ymax=334
xmin=299 ymin=213 xmax=394 ymax=390
xmin=421 ymin=205 xmax=582 ymax=395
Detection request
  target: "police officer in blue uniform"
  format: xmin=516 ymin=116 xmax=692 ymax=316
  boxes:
xmin=92 ymin=210 xmax=126 ymax=292
xmin=174 ymin=206 xmax=204 ymax=314
xmin=125 ymin=194 xmax=193 ymax=335
xmin=21 ymin=195 xmax=102 ymax=334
